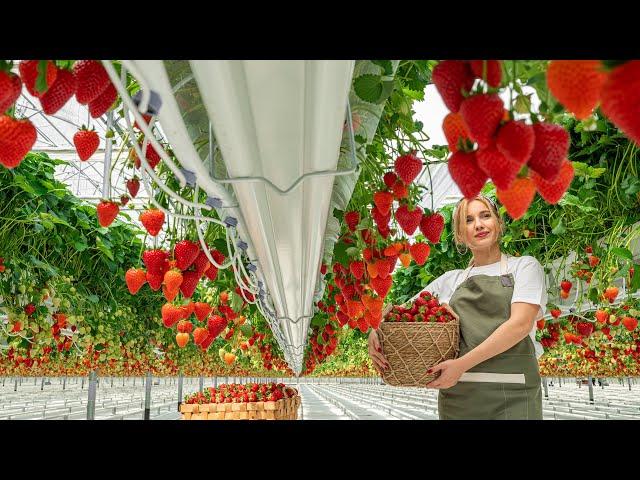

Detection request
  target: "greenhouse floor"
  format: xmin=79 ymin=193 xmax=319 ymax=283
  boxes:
xmin=0 ymin=377 xmax=639 ymax=420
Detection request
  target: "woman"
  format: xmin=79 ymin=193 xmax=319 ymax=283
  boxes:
xmin=368 ymin=195 xmax=547 ymax=420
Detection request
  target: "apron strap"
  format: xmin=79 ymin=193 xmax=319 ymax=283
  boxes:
xmin=463 ymin=253 xmax=509 ymax=282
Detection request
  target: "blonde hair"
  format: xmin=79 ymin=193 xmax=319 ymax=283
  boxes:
xmin=452 ymin=195 xmax=505 ymax=250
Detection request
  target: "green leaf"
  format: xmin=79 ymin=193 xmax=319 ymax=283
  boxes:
xmin=230 ymin=291 xmax=243 ymax=312
xmin=345 ymin=247 xmax=360 ymax=257
xmin=88 ymin=295 xmax=99 ymax=304
xmin=240 ymin=324 xmax=253 ymax=337
xmin=13 ymin=174 xmax=37 ymax=194
xmin=588 ymin=287 xmax=600 ymax=304
xmin=311 ymin=315 xmax=325 ymax=328
xmin=332 ymin=240 xmax=351 ymax=267
xmin=631 ymin=264 xmax=640 ymax=293
xmin=96 ymin=237 xmax=114 ymax=261
xmin=551 ymin=218 xmax=566 ymax=235
xmin=610 ymin=247 xmax=633 ymax=262
xmin=354 ymin=74 xmax=383 ymax=103
xmin=36 ymin=60 xmax=49 ymax=94
xmin=371 ymin=60 xmax=393 ymax=76
xmin=317 ymin=332 xmax=327 ymax=345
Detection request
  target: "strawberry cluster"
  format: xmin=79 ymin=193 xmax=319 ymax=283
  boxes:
xmin=384 ymin=291 xmax=456 ymax=323
xmin=184 ymin=382 xmax=298 ymax=404
xmin=304 ymin=321 xmax=340 ymax=374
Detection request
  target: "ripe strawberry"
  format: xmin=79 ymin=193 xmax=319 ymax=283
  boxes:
xmin=193 ymin=327 xmax=209 ymax=345
xmin=447 ymin=151 xmax=488 ymax=199
xmin=399 ymin=252 xmax=412 ymax=267
xmin=126 ymin=178 xmax=140 ymax=198
xmin=125 ymin=268 xmax=146 ymax=295
xmin=576 ymin=322 xmax=594 ymax=337
xmin=585 ymin=246 xmax=593 ymax=254
xmin=73 ymin=127 xmax=99 ymax=161
xmin=383 ymin=171 xmax=398 ymax=189
xmin=496 ymin=120 xmax=535 ymax=166
xmin=177 ymin=319 xmax=193 ymax=334
xmin=432 ymin=60 xmax=475 ymax=112
xmin=443 ymin=112 xmax=473 ymax=152
xmin=460 ymin=94 xmax=504 ymax=149
xmin=496 ymin=177 xmax=536 ymax=220
xmin=373 ymin=191 xmax=394 ymax=215
xmin=146 ymin=271 xmax=163 ymax=291
xmin=547 ymin=60 xmax=606 ymax=120
xmin=133 ymin=143 xmax=162 ymax=170
xmin=469 ymin=60 xmax=502 ymax=87
xmin=603 ymin=286 xmax=619 ymax=303
xmin=73 ymin=60 xmax=110 ymax=105
xmin=595 ymin=310 xmax=608 ymax=323
xmin=180 ymin=270 xmax=200 ymax=298
xmin=550 ymin=309 xmax=561 ymax=319
xmin=39 ymin=68 xmax=77 ymax=115
xmin=409 ymin=242 xmax=430 ymax=266
xmin=199 ymin=332 xmax=215 ymax=351
xmin=24 ymin=304 xmax=36 ymax=316
xmin=174 ymin=240 xmax=200 ymax=271
xmin=349 ymin=260 xmax=365 ymax=280
xmin=622 ymin=316 xmax=638 ymax=332
xmin=139 ymin=208 xmax=165 ymax=236
xmin=344 ymin=211 xmax=360 ymax=232
xmin=175 ymin=332 xmax=189 ymax=348
xmin=192 ymin=250 xmax=211 ymax=278
xmin=162 ymin=303 xmax=184 ymax=328
xmin=163 ymin=269 xmax=183 ymax=292
xmin=600 ymin=61 xmax=640 ymax=145
xmin=371 ymin=206 xmax=391 ymax=228
xmin=394 ymin=151 xmax=422 ymax=185
xmin=205 ymin=250 xmax=225 ymax=280
xmin=0 ymin=71 xmax=23 ymax=113
xmin=0 ymin=116 xmax=37 ymax=169
xmin=370 ymin=275 xmax=392 ymax=298
xmin=163 ymin=285 xmax=179 ymax=302
xmin=560 ymin=280 xmax=572 ymax=292
xmin=193 ymin=302 xmax=212 ymax=322
xmin=527 ymin=123 xmax=569 ymax=181
xmin=392 ymin=180 xmax=408 ymax=200
xmin=224 ymin=352 xmax=236 ymax=365
xmin=559 ymin=289 xmax=569 ymax=299
xmin=120 ymin=195 xmax=130 ymax=206
xmin=143 ymin=249 xmax=168 ymax=275
xmin=19 ymin=60 xmax=57 ymax=98
xmin=395 ymin=204 xmax=423 ymax=235
xmin=96 ymin=200 xmax=119 ymax=227
xmin=88 ymin=82 xmax=117 ymax=118
xmin=207 ymin=314 xmax=227 ymax=338
xmin=476 ymin=143 xmax=522 ymax=191
xmin=589 ymin=255 xmax=600 ymax=268
xmin=530 ymin=160 xmax=574 ymax=204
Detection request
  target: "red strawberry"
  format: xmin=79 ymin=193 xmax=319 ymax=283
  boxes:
xmin=0 ymin=116 xmax=37 ymax=169
xmin=199 ymin=332 xmax=215 ymax=351
xmin=96 ymin=200 xmax=119 ymax=227
xmin=603 ymin=286 xmax=619 ymax=303
xmin=595 ymin=310 xmax=608 ymax=323
xmin=205 ymin=250 xmax=224 ymax=281
xmin=527 ymin=123 xmax=569 ymax=181
xmin=161 ymin=303 xmax=184 ymax=328
xmin=373 ymin=191 xmax=394 ymax=215
xmin=576 ymin=321 xmax=594 ymax=337
xmin=476 ymin=143 xmax=522 ymax=191
xmin=88 ymin=82 xmax=117 ymax=118
xmin=395 ymin=204 xmax=423 ymax=235
xmin=496 ymin=177 xmax=536 ymax=220
xmin=447 ymin=151 xmax=488 ymax=199
xmin=370 ymin=275 xmax=392 ymax=298
xmin=193 ymin=302 xmax=212 ymax=322
xmin=174 ymin=240 xmax=200 ymax=271
xmin=39 ymin=68 xmax=77 ymax=115
xmin=126 ymin=178 xmax=140 ymax=198
xmin=120 ymin=195 xmax=129 ymax=206
xmin=432 ymin=60 xmax=475 ymax=113
xmin=349 ymin=261 xmax=365 ymax=280
xmin=193 ymin=327 xmax=209 ymax=346
xmin=139 ymin=208 xmax=165 ymax=236
xmin=496 ymin=120 xmax=535 ymax=166
xmin=443 ymin=112 xmax=473 ymax=152
xmin=125 ymin=268 xmax=146 ymax=295
xmin=147 ymin=271 xmax=164 ymax=291
xmin=589 ymin=255 xmax=600 ymax=268
xmin=459 ymin=93 xmax=504 ymax=149
xmin=24 ymin=304 xmax=36 ymax=316
xmin=143 ymin=249 xmax=168 ymax=275
xmin=177 ymin=319 xmax=193 ymax=334
xmin=371 ymin=206 xmax=391 ymax=228
xmin=179 ymin=270 xmax=200 ymax=298
xmin=409 ymin=242 xmax=430 ymax=266
xmin=392 ymin=180 xmax=408 ymax=200
xmin=73 ymin=60 xmax=110 ymax=105
xmin=207 ymin=314 xmax=227 ymax=338
xmin=469 ymin=60 xmax=502 ymax=87
xmin=344 ymin=211 xmax=360 ymax=232
xmin=375 ymin=258 xmax=391 ymax=279
xmin=0 ymin=71 xmax=23 ymax=113
xmin=622 ymin=316 xmax=638 ymax=332
xmin=133 ymin=143 xmax=161 ymax=170
xmin=192 ymin=250 xmax=211 ymax=278
xmin=383 ymin=172 xmax=398 ymax=189
xmin=73 ymin=127 xmax=99 ymax=161
xmin=19 ymin=60 xmax=57 ymax=98
xmin=163 ymin=269 xmax=183 ymax=292
xmin=394 ymin=151 xmax=422 ymax=185
xmin=601 ymin=61 xmax=640 ymax=145
xmin=561 ymin=280 xmax=572 ymax=292
xmin=550 ymin=308 xmax=561 ymax=319
xmin=547 ymin=60 xmax=606 ymax=120
xmin=530 ymin=160 xmax=574 ymax=204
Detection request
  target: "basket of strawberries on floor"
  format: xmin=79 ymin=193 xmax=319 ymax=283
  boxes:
xmin=180 ymin=382 xmax=301 ymax=420
xmin=379 ymin=291 xmax=460 ymax=387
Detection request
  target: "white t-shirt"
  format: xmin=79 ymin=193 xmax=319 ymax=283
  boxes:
xmin=415 ymin=255 xmax=546 ymax=358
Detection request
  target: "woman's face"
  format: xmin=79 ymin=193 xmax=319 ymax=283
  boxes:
xmin=463 ymin=199 xmax=499 ymax=251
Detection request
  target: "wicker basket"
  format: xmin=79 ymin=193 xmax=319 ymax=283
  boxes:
xmin=379 ymin=320 xmax=460 ymax=387
xmin=180 ymin=395 xmax=301 ymax=420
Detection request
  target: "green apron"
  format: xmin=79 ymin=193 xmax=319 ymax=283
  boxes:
xmin=438 ymin=254 xmax=543 ymax=420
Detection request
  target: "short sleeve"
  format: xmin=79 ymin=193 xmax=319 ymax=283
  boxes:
xmin=511 ymin=257 xmax=547 ymax=320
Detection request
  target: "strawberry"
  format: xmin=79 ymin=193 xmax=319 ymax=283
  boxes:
xmin=96 ymin=200 xmax=119 ymax=227
xmin=24 ymin=304 xmax=36 ymax=316
xmin=560 ymin=280 xmax=572 ymax=292
xmin=585 ymin=246 xmax=593 ymax=254
xmin=496 ymin=120 xmax=535 ymax=166
xmin=205 ymin=250 xmax=225 ymax=280
xmin=399 ymin=252 xmax=412 ymax=267
xmin=192 ymin=250 xmax=211 ymax=277
xmin=550 ymin=309 xmax=561 ymax=319
xmin=0 ymin=71 xmax=23 ymax=113
xmin=39 ymin=68 xmax=77 ymax=115
xmin=174 ymin=240 xmax=200 ymax=271
xmin=530 ymin=160 xmax=574 ymax=204
xmin=73 ymin=60 xmax=110 ymax=105
xmin=432 ymin=60 xmax=475 ymax=113
xmin=459 ymin=93 xmax=504 ymax=149
xmin=120 ymin=195 xmax=129 ymax=206
xmin=143 ymin=249 xmax=168 ymax=275
xmin=447 ymin=151 xmax=488 ymax=199
xmin=193 ymin=327 xmax=209 ymax=345
xmin=603 ymin=286 xmax=619 ymax=303
xmin=134 ymin=113 xmax=153 ymax=130
xmin=370 ymin=275 xmax=392 ymax=298
xmin=199 ymin=332 xmax=215 ymax=351
xmin=383 ymin=171 xmax=398 ymax=189
xmin=469 ymin=60 xmax=502 ymax=87
xmin=19 ymin=60 xmax=57 ymax=98
xmin=139 ymin=208 xmax=165 ymax=236
xmin=193 ymin=302 xmax=212 ymax=322
xmin=392 ymin=180 xmax=408 ymax=200
xmin=576 ymin=322 xmax=594 ymax=337
xmin=163 ymin=285 xmax=179 ymax=302
xmin=476 ymin=143 xmax=522 ymax=191
xmin=207 ymin=314 xmax=227 ymax=337
xmin=224 ymin=352 xmax=236 ymax=365
xmin=125 ymin=268 xmax=146 ymax=295
xmin=180 ymin=270 xmax=200 ymax=298
xmin=126 ymin=178 xmax=140 ymax=198
xmin=395 ymin=204 xmax=423 ymax=235
xmin=73 ymin=127 xmax=99 ymax=161
xmin=409 ymin=242 xmax=430 ymax=266
xmin=133 ymin=143 xmax=162 ymax=170
xmin=344 ymin=211 xmax=360 ymax=232
xmin=371 ymin=206 xmax=391 ymax=228
xmin=146 ymin=271 xmax=163 ymax=291
xmin=88 ymin=82 xmax=117 ymax=118
xmin=394 ymin=151 xmax=422 ymax=185
xmin=177 ymin=320 xmax=193 ymax=334
xmin=622 ymin=316 xmax=638 ymax=332
xmin=595 ymin=310 xmax=608 ymax=324
xmin=559 ymin=289 xmax=569 ymax=299
xmin=163 ymin=269 xmax=183 ymax=292
xmin=443 ymin=112 xmax=473 ymax=153
xmin=600 ymin=61 xmax=640 ymax=145
xmin=0 ymin=116 xmax=37 ymax=169
xmin=527 ymin=123 xmax=569 ymax=181
xmin=162 ymin=303 xmax=184 ymax=328
xmin=349 ymin=260 xmax=365 ymax=280
xmin=588 ymin=255 xmax=600 ymax=268
xmin=373 ymin=191 xmax=394 ymax=215
xmin=496 ymin=177 xmax=536 ymax=220
xmin=547 ymin=60 xmax=606 ymax=120
xmin=175 ymin=332 xmax=189 ymax=348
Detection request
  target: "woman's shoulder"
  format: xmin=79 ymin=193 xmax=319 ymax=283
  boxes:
xmin=507 ymin=254 xmax=542 ymax=268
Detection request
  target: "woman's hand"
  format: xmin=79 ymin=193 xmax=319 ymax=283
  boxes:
xmin=425 ymin=358 xmax=466 ymax=389
xmin=368 ymin=329 xmax=389 ymax=374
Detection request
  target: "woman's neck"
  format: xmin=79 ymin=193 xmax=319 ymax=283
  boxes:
xmin=471 ymin=245 xmax=502 ymax=266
